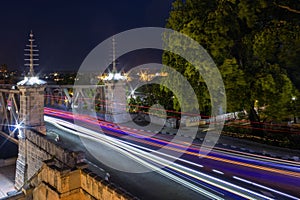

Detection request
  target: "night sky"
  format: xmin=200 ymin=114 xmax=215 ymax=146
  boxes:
xmin=0 ymin=0 xmax=174 ymax=72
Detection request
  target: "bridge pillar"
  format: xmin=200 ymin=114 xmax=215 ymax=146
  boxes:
xmin=15 ymin=78 xmax=46 ymax=190
xmin=14 ymin=135 xmax=27 ymax=190
xmin=18 ymin=84 xmax=46 ymax=134
xmin=104 ymin=81 xmax=129 ymax=123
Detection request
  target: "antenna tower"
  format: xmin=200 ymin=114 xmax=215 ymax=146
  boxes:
xmin=24 ymin=31 xmax=39 ymax=77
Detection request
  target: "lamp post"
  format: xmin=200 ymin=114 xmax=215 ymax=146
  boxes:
xmin=292 ymin=97 xmax=297 ymax=123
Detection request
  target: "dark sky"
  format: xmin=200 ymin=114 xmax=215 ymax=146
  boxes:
xmin=0 ymin=0 xmax=174 ymax=72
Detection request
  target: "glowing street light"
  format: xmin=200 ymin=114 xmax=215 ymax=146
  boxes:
xmin=292 ymin=97 xmax=297 ymax=123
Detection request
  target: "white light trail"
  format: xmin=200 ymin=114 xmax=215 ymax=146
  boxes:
xmin=114 ymin=137 xmax=274 ymax=200
xmin=44 ymin=116 xmax=299 ymax=200
xmin=212 ymin=170 xmax=224 ymax=175
xmin=45 ymin=116 xmax=223 ymax=200
xmin=233 ymin=176 xmax=300 ymax=200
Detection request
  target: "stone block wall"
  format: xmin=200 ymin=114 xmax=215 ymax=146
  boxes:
xmin=15 ymin=129 xmax=84 ymax=190
xmin=15 ymin=138 xmax=27 ymax=190
xmin=24 ymin=160 xmax=137 ymax=200
xmin=18 ymin=86 xmax=46 ymax=135
xmin=13 ymin=129 xmax=137 ymax=200
xmin=25 ymin=129 xmax=84 ymax=180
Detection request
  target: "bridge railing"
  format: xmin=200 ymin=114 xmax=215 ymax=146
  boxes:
xmin=0 ymin=84 xmax=108 ymax=138
xmin=45 ymin=85 xmax=106 ymax=112
xmin=0 ymin=86 xmax=20 ymax=137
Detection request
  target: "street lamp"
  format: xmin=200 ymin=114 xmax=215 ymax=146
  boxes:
xmin=292 ymin=97 xmax=297 ymax=123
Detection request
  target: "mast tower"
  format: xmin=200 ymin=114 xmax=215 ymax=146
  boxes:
xmin=24 ymin=31 xmax=39 ymax=77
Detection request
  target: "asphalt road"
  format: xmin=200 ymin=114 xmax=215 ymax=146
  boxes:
xmin=44 ymin=108 xmax=300 ymax=200
xmin=45 ymin=122 xmax=211 ymax=200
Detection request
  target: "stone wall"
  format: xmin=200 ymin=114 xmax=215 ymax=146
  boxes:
xmin=15 ymin=137 xmax=28 ymax=190
xmin=18 ymin=86 xmax=46 ymax=135
xmin=23 ymin=160 xmax=137 ymax=200
xmin=26 ymin=129 xmax=84 ymax=179
xmin=12 ymin=129 xmax=137 ymax=200
xmin=15 ymin=129 xmax=85 ymax=190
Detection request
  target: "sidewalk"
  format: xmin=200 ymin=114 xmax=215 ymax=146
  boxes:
xmin=0 ymin=164 xmax=16 ymax=198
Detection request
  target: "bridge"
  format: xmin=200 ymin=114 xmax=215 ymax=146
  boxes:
xmin=1 ymin=32 xmax=300 ymax=200
xmin=1 ymin=78 xmax=300 ymax=200
xmin=0 ymin=32 xmax=140 ymax=199
xmin=0 ymin=78 xmax=216 ymax=200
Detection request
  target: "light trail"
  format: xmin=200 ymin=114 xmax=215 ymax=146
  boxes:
xmin=44 ymin=108 xmax=300 ymax=198
xmin=107 ymin=137 xmax=297 ymax=200
xmin=44 ymin=107 xmax=300 ymax=178
xmin=207 ymin=145 xmax=300 ymax=168
xmin=44 ymin=94 xmax=300 ymax=134
xmin=44 ymin=116 xmax=223 ymax=200
xmin=44 ymin=115 xmax=298 ymax=200
xmin=232 ymin=176 xmax=299 ymax=200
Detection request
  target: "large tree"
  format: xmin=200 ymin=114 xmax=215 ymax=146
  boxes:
xmin=162 ymin=0 xmax=300 ymax=123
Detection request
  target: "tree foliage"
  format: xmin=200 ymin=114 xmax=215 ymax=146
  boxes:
xmin=162 ymin=0 xmax=300 ymax=122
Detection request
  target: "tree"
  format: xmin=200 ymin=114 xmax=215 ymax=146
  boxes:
xmin=163 ymin=0 xmax=300 ymax=126
xmin=219 ymin=58 xmax=246 ymax=113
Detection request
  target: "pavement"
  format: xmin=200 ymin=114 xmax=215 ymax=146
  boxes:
xmin=0 ymin=164 xmax=16 ymax=198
